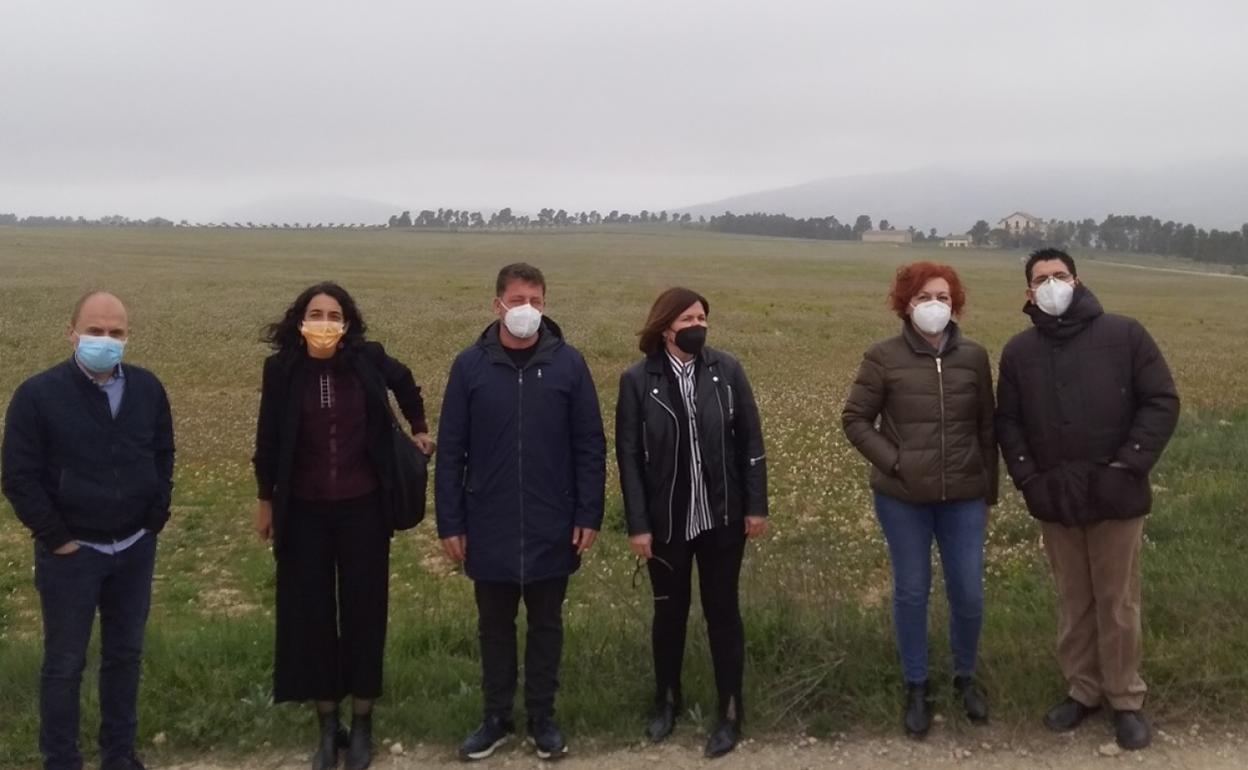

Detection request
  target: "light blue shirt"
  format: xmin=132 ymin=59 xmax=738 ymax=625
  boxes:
xmin=74 ymin=358 xmax=146 ymax=554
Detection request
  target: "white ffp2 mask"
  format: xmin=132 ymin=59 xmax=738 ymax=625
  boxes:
xmin=910 ymin=300 xmax=952 ymax=336
xmin=502 ymin=302 xmax=542 ymax=339
xmin=1034 ymin=278 xmax=1075 ymax=317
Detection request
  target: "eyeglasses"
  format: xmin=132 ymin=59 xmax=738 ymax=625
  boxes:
xmin=1029 ymin=272 xmax=1074 ymax=289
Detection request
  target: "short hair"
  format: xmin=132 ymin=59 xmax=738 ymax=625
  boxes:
xmin=638 ymin=287 xmax=710 ymax=354
xmin=70 ymin=290 xmax=124 ymax=326
xmin=888 ymin=262 xmax=966 ymax=320
xmin=1025 ymin=248 xmax=1078 ymax=284
xmin=495 ymin=263 xmax=546 ymax=296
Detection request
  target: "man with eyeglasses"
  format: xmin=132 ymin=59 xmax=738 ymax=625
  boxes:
xmin=995 ymin=249 xmax=1179 ymax=751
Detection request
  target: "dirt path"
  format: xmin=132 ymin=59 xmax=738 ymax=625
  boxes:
xmin=1092 ymin=259 xmax=1248 ymax=281
xmin=166 ymin=722 xmax=1246 ymax=770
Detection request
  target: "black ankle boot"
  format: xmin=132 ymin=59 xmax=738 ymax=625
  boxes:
xmin=344 ymin=712 xmax=372 ymax=770
xmin=953 ymin=675 xmax=989 ymax=724
xmin=904 ymin=681 xmax=933 ymax=739
xmin=646 ymin=700 xmax=678 ymax=743
xmin=312 ymin=709 xmax=341 ymax=770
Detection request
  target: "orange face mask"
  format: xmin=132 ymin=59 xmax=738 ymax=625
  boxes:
xmin=300 ymin=320 xmax=345 ymax=358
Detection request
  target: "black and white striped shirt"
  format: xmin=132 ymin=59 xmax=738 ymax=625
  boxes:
xmin=667 ymin=352 xmax=714 ymax=540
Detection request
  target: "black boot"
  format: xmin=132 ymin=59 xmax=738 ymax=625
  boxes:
xmin=953 ymin=675 xmax=989 ymax=724
xmin=344 ymin=712 xmax=373 ymax=770
xmin=646 ymin=700 xmax=678 ymax=743
xmin=312 ymin=709 xmax=341 ymax=770
xmin=704 ymin=694 xmax=741 ymax=759
xmin=904 ymin=681 xmax=933 ymax=739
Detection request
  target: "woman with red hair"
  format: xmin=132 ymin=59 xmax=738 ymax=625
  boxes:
xmin=841 ymin=262 xmax=998 ymax=739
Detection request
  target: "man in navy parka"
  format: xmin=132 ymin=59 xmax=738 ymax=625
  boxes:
xmin=436 ymin=263 xmax=606 ymax=761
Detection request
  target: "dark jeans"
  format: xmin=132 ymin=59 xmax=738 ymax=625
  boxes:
xmin=648 ymin=524 xmax=746 ymax=721
xmin=274 ymin=494 xmax=391 ymax=702
xmin=34 ymin=534 xmax=157 ymax=770
xmin=874 ymin=492 xmax=987 ymax=684
xmin=473 ymin=577 xmax=569 ymax=720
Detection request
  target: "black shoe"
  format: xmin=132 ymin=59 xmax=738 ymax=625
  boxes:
xmin=312 ymin=709 xmax=342 ymax=770
xmin=703 ymin=720 xmax=740 ymax=759
xmin=1114 ymin=710 xmax=1151 ymax=750
xmin=903 ymin=681 xmax=933 ymax=738
xmin=344 ymin=712 xmax=373 ymax=770
xmin=458 ymin=714 xmax=515 ymax=761
xmin=953 ymin=675 xmax=989 ymax=724
xmin=101 ymin=754 xmax=146 ymax=770
xmin=645 ymin=701 xmax=678 ymax=743
xmin=528 ymin=715 xmax=569 ymax=760
xmin=1044 ymin=696 xmax=1101 ymax=732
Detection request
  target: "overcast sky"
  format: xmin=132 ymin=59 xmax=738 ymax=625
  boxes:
xmin=2 ymin=0 xmax=1246 ymax=220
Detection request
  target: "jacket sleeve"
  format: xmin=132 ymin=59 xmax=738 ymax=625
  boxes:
xmin=434 ymin=355 xmax=470 ymax=538
xmin=370 ymin=343 xmax=428 ymax=434
xmin=145 ymin=378 xmax=176 ymax=534
xmin=1115 ymin=322 xmax=1180 ymax=474
xmin=994 ymin=345 xmax=1039 ymax=488
xmin=841 ymin=345 xmax=900 ymax=475
xmin=569 ymin=353 xmax=606 ymax=530
xmin=614 ymin=369 xmax=650 ymax=535
xmin=252 ymin=357 xmax=281 ymax=501
xmin=975 ymin=349 xmax=1000 ymax=506
xmin=1 ymin=382 xmax=74 ymax=550
xmin=731 ymin=360 xmax=768 ymax=517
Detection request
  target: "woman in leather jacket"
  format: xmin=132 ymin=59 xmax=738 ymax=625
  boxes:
xmin=615 ymin=287 xmax=768 ymax=759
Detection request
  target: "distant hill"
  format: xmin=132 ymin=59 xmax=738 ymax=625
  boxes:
xmin=677 ymin=159 xmax=1248 ymax=234
xmin=218 ymin=195 xmax=402 ymax=226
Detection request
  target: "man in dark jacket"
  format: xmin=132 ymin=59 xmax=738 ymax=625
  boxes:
xmin=436 ymin=263 xmax=606 ymax=762
xmin=2 ymin=291 xmax=175 ymax=770
xmin=996 ymin=249 xmax=1179 ymax=751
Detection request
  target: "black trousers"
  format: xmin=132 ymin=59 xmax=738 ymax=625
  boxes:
xmin=648 ymin=524 xmax=746 ymax=721
xmin=274 ymin=493 xmax=390 ymax=702
xmin=474 ymin=577 xmax=569 ymax=720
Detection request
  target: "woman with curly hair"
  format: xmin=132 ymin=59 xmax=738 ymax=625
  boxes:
xmin=841 ymin=262 xmax=998 ymax=739
xmin=252 ymin=282 xmax=434 ymax=770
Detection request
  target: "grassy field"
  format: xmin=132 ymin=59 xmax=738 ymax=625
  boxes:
xmin=0 ymin=227 xmax=1245 ymax=766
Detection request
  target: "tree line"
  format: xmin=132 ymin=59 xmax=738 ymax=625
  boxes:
xmin=386 ymin=207 xmax=696 ymax=229
xmin=5 ymin=208 xmax=1246 ymax=266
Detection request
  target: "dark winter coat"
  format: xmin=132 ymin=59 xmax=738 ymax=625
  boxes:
xmin=434 ymin=319 xmax=606 ymax=585
xmin=2 ymin=359 xmax=175 ymax=550
xmin=842 ymin=322 xmax=999 ymax=505
xmin=995 ymin=286 xmax=1180 ymax=525
xmin=615 ymin=347 xmax=768 ymax=543
xmin=252 ymin=341 xmax=427 ymax=554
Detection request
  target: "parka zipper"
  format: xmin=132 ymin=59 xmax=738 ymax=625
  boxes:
xmin=517 ymin=367 xmax=526 ymax=587
xmin=647 ymin=388 xmax=679 ymax=543
xmin=936 ymin=356 xmax=947 ymax=500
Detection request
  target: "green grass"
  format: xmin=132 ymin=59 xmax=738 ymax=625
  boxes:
xmin=0 ymin=227 xmax=1246 ymax=766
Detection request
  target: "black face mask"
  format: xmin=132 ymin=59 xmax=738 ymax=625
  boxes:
xmin=673 ymin=325 xmax=707 ymax=356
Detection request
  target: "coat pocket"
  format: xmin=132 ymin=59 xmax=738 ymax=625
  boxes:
xmin=1090 ymin=465 xmax=1152 ymax=520
xmin=1021 ymin=462 xmax=1096 ymax=525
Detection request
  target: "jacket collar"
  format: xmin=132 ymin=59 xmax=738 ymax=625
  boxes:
xmin=477 ymin=316 xmax=565 ymax=368
xmin=1024 ymin=284 xmax=1103 ymax=341
xmin=901 ymin=320 xmax=962 ymax=357
xmin=644 ymin=345 xmax=723 ymax=375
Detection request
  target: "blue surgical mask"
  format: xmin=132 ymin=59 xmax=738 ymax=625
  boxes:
xmin=76 ymin=335 xmax=126 ymax=374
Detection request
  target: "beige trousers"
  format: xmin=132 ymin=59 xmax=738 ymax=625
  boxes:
xmin=1041 ymin=517 xmax=1147 ymax=711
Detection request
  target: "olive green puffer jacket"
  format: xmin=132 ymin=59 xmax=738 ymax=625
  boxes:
xmin=842 ymin=322 xmax=999 ymax=505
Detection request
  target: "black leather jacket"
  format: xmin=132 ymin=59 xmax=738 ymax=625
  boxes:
xmin=615 ymin=347 xmax=768 ymax=543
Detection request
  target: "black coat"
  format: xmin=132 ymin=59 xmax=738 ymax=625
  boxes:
xmin=2 ymin=359 xmax=175 ymax=550
xmin=995 ymin=286 xmax=1180 ymax=525
xmin=252 ymin=341 xmax=427 ymax=554
xmin=434 ymin=319 xmax=606 ymax=585
xmin=616 ymin=347 xmax=768 ymax=543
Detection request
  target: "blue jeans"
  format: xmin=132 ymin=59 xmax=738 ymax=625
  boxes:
xmin=874 ymin=493 xmax=986 ymax=684
xmin=34 ymin=534 xmax=157 ymax=770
